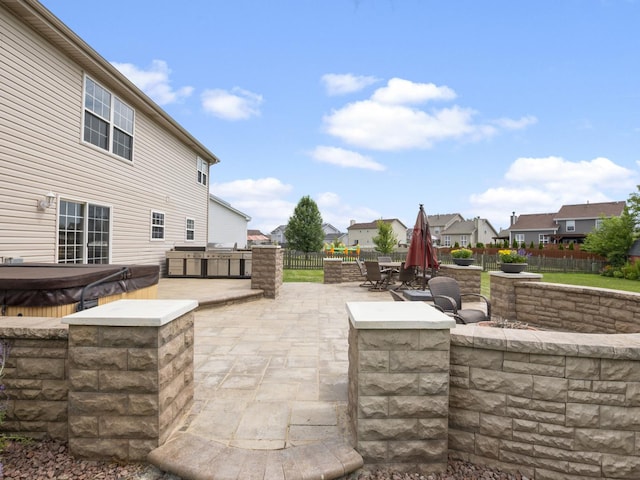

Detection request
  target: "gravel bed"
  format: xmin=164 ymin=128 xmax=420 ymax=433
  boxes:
xmin=1 ymin=439 xmax=528 ymax=480
xmin=0 ymin=439 xmax=178 ymax=480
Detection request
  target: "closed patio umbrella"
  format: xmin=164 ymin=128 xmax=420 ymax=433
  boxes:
xmin=405 ymin=204 xmax=439 ymax=289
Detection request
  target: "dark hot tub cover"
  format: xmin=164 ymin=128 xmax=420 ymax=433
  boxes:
xmin=0 ymin=263 xmax=159 ymax=308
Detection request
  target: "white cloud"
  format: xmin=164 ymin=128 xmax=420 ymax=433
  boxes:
xmin=111 ymin=60 xmax=193 ymax=105
xmin=469 ymin=156 xmax=637 ymax=230
xmin=212 ymin=178 xmax=294 ymax=233
xmin=201 ymin=87 xmax=263 ymax=120
xmin=315 ymin=192 xmax=379 ymax=231
xmin=325 ymin=101 xmax=486 ymax=150
xmin=323 ymin=77 xmax=533 ymax=151
xmin=492 ymin=115 xmax=538 ymax=130
xmin=371 ymin=78 xmax=456 ymax=105
xmin=212 ymin=177 xmax=291 ymax=199
xmin=321 ymin=73 xmax=379 ymax=96
xmin=309 ymin=146 xmax=385 ymax=171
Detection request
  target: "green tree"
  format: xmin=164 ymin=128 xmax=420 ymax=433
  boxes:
xmin=285 ymin=196 xmax=324 ymax=253
xmin=372 ymin=220 xmax=398 ymax=254
xmin=626 ymin=185 xmax=640 ymax=229
xmin=582 ymin=207 xmax=635 ymax=267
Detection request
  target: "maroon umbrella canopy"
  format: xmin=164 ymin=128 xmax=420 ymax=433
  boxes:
xmin=405 ymin=204 xmax=438 ymax=289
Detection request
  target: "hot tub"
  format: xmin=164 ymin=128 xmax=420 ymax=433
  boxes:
xmin=0 ymin=263 xmax=159 ymax=317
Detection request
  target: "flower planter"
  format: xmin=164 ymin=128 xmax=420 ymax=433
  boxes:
xmin=453 ymin=258 xmax=474 ymax=266
xmin=499 ymin=263 xmax=527 ymax=273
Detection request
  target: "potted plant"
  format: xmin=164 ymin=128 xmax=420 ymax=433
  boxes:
xmin=498 ymin=249 xmax=529 ymax=273
xmin=451 ymin=248 xmax=474 ymax=266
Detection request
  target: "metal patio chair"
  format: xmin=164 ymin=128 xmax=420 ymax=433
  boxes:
xmin=427 ymin=276 xmax=491 ymax=324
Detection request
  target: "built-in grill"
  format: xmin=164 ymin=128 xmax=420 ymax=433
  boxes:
xmin=166 ymin=247 xmax=251 ymax=278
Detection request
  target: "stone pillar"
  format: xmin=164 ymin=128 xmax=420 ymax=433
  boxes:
xmin=438 ymin=264 xmax=482 ymax=295
xmin=347 ymin=301 xmax=455 ymax=474
xmin=251 ymin=245 xmax=283 ymax=298
xmin=63 ymin=299 xmax=197 ymax=461
xmin=489 ymin=271 xmax=542 ymax=321
xmin=323 ymin=258 xmax=343 ymax=283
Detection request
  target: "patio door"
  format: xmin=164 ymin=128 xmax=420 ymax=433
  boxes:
xmin=58 ymin=200 xmax=111 ymax=264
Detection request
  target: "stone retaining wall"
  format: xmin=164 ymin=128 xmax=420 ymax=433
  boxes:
xmin=347 ymin=302 xmax=456 ymax=474
xmin=514 ymin=282 xmax=640 ymax=334
xmin=437 ymin=265 xmax=482 ymax=296
xmin=0 ymin=318 xmax=69 ymax=441
xmin=0 ymin=299 xmax=197 ymax=462
xmin=449 ymin=325 xmax=640 ymax=480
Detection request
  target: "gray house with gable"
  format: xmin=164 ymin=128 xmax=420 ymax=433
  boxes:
xmin=505 ymin=201 xmax=626 ymax=246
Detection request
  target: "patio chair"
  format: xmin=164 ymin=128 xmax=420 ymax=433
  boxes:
xmin=394 ymin=262 xmax=417 ymax=290
xmin=355 ymin=258 xmax=374 ymax=288
xmin=364 ymin=261 xmax=389 ymax=291
xmin=427 ymin=276 xmax=491 ymax=324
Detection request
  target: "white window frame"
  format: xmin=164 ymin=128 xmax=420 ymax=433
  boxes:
xmin=443 ymin=235 xmax=451 ymax=247
xmin=566 ymin=220 xmax=576 ymax=232
xmin=595 ymin=218 xmax=604 ymax=230
xmin=57 ymin=198 xmax=112 ymax=264
xmin=459 ymin=235 xmax=469 ymax=247
xmin=151 ymin=210 xmax=165 ymax=241
xmin=539 ymin=234 xmax=550 ymax=244
xmin=515 ymin=233 xmax=525 ymax=245
xmin=186 ymin=217 xmax=195 ymax=241
xmin=197 ymin=157 xmax=208 ymax=186
xmin=82 ymin=75 xmax=135 ymax=161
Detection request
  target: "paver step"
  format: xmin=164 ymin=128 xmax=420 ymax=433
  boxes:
xmin=147 ymin=433 xmax=363 ymax=480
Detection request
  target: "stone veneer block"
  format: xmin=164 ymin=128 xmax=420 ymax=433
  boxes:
xmin=489 ymin=272 xmax=542 ymax=321
xmin=347 ymin=301 xmax=454 ymax=474
xmin=63 ymin=299 xmax=197 ymax=461
xmin=251 ymin=245 xmax=283 ymax=298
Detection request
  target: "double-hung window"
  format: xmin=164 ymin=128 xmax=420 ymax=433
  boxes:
xmin=459 ymin=235 xmax=469 ymax=247
xmin=83 ymin=76 xmax=134 ymax=161
xmin=566 ymin=220 xmax=575 ymax=232
xmin=186 ymin=218 xmax=195 ymax=241
xmin=151 ymin=211 xmax=165 ymax=240
xmin=197 ymin=157 xmax=207 ymax=186
xmin=515 ymin=233 xmax=525 ymax=245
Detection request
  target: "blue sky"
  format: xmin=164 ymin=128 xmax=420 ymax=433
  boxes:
xmin=42 ymin=0 xmax=640 ymax=235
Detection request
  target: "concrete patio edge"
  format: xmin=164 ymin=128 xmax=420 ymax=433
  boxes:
xmin=147 ymin=433 xmax=363 ymax=480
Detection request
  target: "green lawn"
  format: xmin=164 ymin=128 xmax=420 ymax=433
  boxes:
xmin=283 ymin=269 xmax=324 ymax=282
xmin=284 ymin=269 xmax=640 ymax=296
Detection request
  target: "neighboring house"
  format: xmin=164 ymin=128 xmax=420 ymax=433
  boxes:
xmin=424 ymin=213 xmax=465 ymax=245
xmin=347 ymin=219 xmax=408 ymax=249
xmin=208 ymin=195 xmax=251 ymax=249
xmin=0 ymin=0 xmax=219 ymax=270
xmin=270 ymin=225 xmax=287 ymax=245
xmin=505 ymin=212 xmax=558 ymax=246
xmin=552 ymin=201 xmax=626 ymax=243
xmin=270 ymin=223 xmax=344 ymax=246
xmin=247 ymin=230 xmax=270 ymax=246
xmin=504 ymin=201 xmax=626 ymax=246
xmin=440 ymin=217 xmax=499 ymax=248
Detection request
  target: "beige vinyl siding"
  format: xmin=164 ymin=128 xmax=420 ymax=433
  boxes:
xmin=0 ymin=5 xmax=209 ymax=269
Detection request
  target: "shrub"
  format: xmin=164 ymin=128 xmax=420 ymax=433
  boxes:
xmin=451 ymin=248 xmax=473 ymax=258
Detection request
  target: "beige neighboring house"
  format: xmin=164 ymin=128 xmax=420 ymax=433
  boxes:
xmin=347 ymin=219 xmax=408 ymax=249
xmin=439 ymin=217 xmax=499 ymax=247
xmin=0 ymin=0 xmax=220 ymax=270
xmin=426 ymin=213 xmax=465 ymax=245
